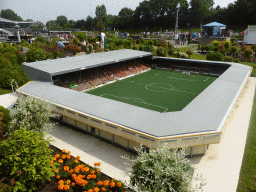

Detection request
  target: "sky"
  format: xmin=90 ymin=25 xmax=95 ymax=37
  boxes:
xmin=2 ymin=0 xmax=237 ymax=24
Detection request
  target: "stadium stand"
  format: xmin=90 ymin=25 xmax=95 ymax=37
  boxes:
xmin=54 ymin=61 xmax=150 ymax=91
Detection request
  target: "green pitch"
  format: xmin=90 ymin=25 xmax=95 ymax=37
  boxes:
xmin=87 ymin=69 xmax=217 ymax=112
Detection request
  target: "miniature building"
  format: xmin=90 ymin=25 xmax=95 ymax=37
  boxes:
xmin=17 ymin=50 xmax=252 ymax=157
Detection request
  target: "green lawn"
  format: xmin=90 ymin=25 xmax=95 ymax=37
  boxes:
xmin=236 ymin=90 xmax=256 ymax=191
xmin=0 ymin=87 xmax=12 ymax=96
xmin=87 ymin=69 xmax=217 ymax=112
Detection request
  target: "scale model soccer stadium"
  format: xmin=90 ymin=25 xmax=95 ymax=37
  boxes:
xmin=17 ymin=49 xmax=252 ymax=157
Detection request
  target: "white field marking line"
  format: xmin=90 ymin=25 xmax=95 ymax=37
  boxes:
xmin=172 ymin=89 xmax=198 ymax=95
xmin=145 ymin=83 xmax=197 ymax=94
xmin=204 ymin=77 xmax=210 ymax=82
xmin=146 ymin=83 xmax=175 ymax=90
xmin=154 ymin=71 xmax=198 ymax=82
xmin=102 ymin=93 xmax=169 ymax=112
xmin=145 ymin=83 xmax=174 ymax=92
xmin=154 ymin=71 xmax=164 ymax=76
xmin=165 ymin=76 xmax=197 ymax=82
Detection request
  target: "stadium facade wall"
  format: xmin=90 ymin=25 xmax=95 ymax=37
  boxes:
xmin=17 ymin=92 xmax=218 ymax=157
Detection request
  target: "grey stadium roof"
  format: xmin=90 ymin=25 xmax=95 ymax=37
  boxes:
xmin=22 ymin=49 xmax=153 ymax=82
xmin=17 ymin=50 xmax=252 ymax=138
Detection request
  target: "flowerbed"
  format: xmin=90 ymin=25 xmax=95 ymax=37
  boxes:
xmin=37 ymin=145 xmax=135 ymax=192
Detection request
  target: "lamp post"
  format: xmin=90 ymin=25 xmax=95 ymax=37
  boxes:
xmin=175 ymin=3 xmax=180 ymax=34
xmin=14 ymin=22 xmax=21 ymax=43
xmin=90 ymin=4 xmax=92 ymax=36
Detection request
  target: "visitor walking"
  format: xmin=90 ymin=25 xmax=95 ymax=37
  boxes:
xmin=188 ymin=33 xmax=191 ymax=45
xmin=181 ymin=33 xmax=184 ymax=45
xmin=174 ymin=32 xmax=179 ymax=45
xmin=99 ymin=30 xmax=106 ymax=51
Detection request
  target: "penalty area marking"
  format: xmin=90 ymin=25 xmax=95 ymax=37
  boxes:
xmin=101 ymin=93 xmax=169 ymax=112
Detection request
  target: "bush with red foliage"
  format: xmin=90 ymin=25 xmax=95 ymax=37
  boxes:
xmin=64 ymin=44 xmax=81 ymax=55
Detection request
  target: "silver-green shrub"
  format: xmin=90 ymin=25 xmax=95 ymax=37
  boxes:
xmin=122 ymin=143 xmax=206 ymax=192
xmin=8 ymin=95 xmax=59 ymax=136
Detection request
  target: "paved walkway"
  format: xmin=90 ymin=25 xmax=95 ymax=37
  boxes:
xmin=0 ymin=77 xmax=255 ymax=192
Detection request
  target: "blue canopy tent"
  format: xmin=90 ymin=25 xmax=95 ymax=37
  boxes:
xmin=203 ymin=22 xmax=227 ymax=37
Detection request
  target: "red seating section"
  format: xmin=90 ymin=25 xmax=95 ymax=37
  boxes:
xmin=54 ymin=62 xmax=151 ymax=91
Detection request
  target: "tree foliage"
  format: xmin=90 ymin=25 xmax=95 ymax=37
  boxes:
xmin=56 ymin=15 xmax=68 ymax=27
xmin=95 ymin=5 xmax=107 ymax=19
xmin=0 ymin=9 xmax=23 ymax=21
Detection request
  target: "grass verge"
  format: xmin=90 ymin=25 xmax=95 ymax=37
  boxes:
xmin=236 ymin=62 xmax=256 ymax=192
xmin=0 ymin=87 xmax=12 ymax=96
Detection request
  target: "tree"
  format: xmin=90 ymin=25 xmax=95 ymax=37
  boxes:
xmin=96 ymin=17 xmax=104 ymax=30
xmin=118 ymin=7 xmax=134 ymax=29
xmin=34 ymin=21 xmax=44 ymax=27
xmin=122 ymin=143 xmax=206 ymax=191
xmin=189 ymin=0 xmax=214 ymax=27
xmin=8 ymin=95 xmax=59 ymax=136
xmin=85 ymin=15 xmax=93 ymax=31
xmin=95 ymin=5 xmax=107 ymax=19
xmin=75 ymin=19 xmax=86 ymax=30
xmin=56 ymin=15 xmax=68 ymax=27
xmin=46 ymin=20 xmax=56 ymax=28
xmin=0 ymin=9 xmax=23 ymax=21
xmin=95 ymin=5 xmax=107 ymax=28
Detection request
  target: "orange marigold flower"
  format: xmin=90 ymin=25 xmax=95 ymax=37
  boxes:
xmin=58 ymin=180 xmax=64 ymax=185
xmin=74 ymin=167 xmax=80 ymax=173
xmin=53 ymin=157 xmax=57 ymax=161
xmin=67 ymin=151 xmax=71 ymax=154
xmin=94 ymin=162 xmax=98 ymax=166
xmin=67 ymin=155 xmax=71 ymax=159
xmin=68 ymin=169 xmax=74 ymax=174
xmin=58 ymin=159 xmax=63 ymax=164
xmin=76 ymin=156 xmax=80 ymax=160
xmin=62 ymin=155 xmax=67 ymax=159
xmin=96 ymin=169 xmax=100 ymax=173
xmin=78 ymin=164 xmax=83 ymax=169
xmin=93 ymin=187 xmax=100 ymax=192
xmin=58 ymin=184 xmax=64 ymax=190
xmin=97 ymin=162 xmax=101 ymax=166
xmin=87 ymin=174 xmax=92 ymax=180
xmin=103 ymin=180 xmax=110 ymax=186
xmin=97 ymin=181 xmax=103 ymax=186
xmin=62 ymin=149 xmax=66 ymax=153
xmin=90 ymin=170 xmax=95 ymax=175
xmin=110 ymin=181 xmax=115 ymax=188
xmin=56 ymin=175 xmax=60 ymax=179
xmin=72 ymin=174 xmax=77 ymax=178
xmin=83 ymin=180 xmax=88 ymax=185
xmin=88 ymin=189 xmax=93 ymax=192
xmin=64 ymin=185 xmax=70 ymax=190
xmin=54 ymin=169 xmax=59 ymax=172
xmin=64 ymin=166 xmax=69 ymax=172
xmin=101 ymin=187 xmax=106 ymax=192
xmin=74 ymin=159 xmax=79 ymax=163
xmin=55 ymin=154 xmax=60 ymax=158
xmin=66 ymin=179 xmax=71 ymax=185
xmin=84 ymin=167 xmax=89 ymax=172
xmin=117 ymin=182 xmax=122 ymax=187
xmin=50 ymin=163 xmax=53 ymax=167
xmin=72 ymin=182 xmax=76 ymax=187
xmin=91 ymin=174 xmax=96 ymax=179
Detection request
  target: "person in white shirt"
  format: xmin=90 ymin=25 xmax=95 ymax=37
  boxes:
xmin=100 ymin=30 xmax=106 ymax=50
xmin=174 ymin=32 xmax=179 ymax=45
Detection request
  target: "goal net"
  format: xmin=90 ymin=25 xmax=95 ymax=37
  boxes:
xmin=182 ymin=71 xmax=190 ymax=75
